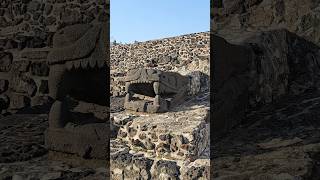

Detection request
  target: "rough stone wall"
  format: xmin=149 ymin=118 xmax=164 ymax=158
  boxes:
xmin=111 ymin=32 xmax=210 ymax=73
xmin=0 ymin=0 xmax=109 ymax=114
xmin=110 ymin=32 xmax=210 ymax=96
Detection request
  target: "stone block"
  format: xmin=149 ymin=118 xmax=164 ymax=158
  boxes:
xmin=117 ymin=103 xmax=209 ymax=161
xmin=9 ymin=93 xmax=30 ymax=110
xmin=38 ymin=80 xmax=49 ymax=94
xmin=11 ymin=73 xmax=37 ymax=97
xmin=180 ymin=159 xmax=210 ymax=179
xmin=30 ymin=61 xmax=50 ymax=76
xmin=11 ymin=60 xmax=30 ymax=72
xmin=110 ymin=140 xmax=210 ymax=180
xmin=0 ymin=94 xmax=10 ymax=110
xmin=152 ymin=160 xmax=181 ymax=179
xmin=0 ymin=52 xmax=12 ymax=72
xmin=0 ymin=79 xmax=8 ymax=93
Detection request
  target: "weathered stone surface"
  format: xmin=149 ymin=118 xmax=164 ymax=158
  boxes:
xmin=187 ymin=71 xmax=209 ymax=95
xmin=11 ymin=73 xmax=37 ymax=97
xmin=11 ymin=60 xmax=30 ymax=72
xmin=45 ymin=123 xmax=108 ymax=160
xmin=0 ymin=52 xmax=12 ymax=72
xmin=0 ymin=153 xmax=107 ymax=179
xmin=245 ymin=30 xmax=320 ymax=106
xmin=0 ymin=114 xmax=47 ymax=163
xmin=0 ymin=79 xmax=8 ymax=93
xmin=30 ymin=61 xmax=49 ymax=76
xmin=61 ymin=9 xmax=81 ymax=25
xmin=181 ymin=159 xmax=210 ymax=180
xmin=152 ymin=160 xmax=180 ymax=179
xmin=9 ymin=93 xmax=30 ymax=110
xmin=110 ymin=139 xmax=210 ymax=180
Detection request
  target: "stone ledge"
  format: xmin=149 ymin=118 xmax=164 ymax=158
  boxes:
xmin=20 ymin=48 xmax=51 ymax=60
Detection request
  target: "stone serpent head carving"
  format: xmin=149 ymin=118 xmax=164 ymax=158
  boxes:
xmin=45 ymin=23 xmax=108 ymax=162
xmin=124 ymin=68 xmax=190 ymax=113
xmin=47 ymin=23 xmax=107 ymax=128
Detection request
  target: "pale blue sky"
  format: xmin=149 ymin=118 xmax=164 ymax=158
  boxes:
xmin=110 ymin=0 xmax=210 ymax=43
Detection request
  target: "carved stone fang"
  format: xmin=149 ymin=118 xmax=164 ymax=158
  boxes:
xmin=125 ymin=93 xmax=131 ymax=103
xmin=153 ymin=82 xmax=159 ymax=95
xmin=125 ymin=82 xmax=130 ymax=93
xmin=154 ymin=95 xmax=160 ymax=106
